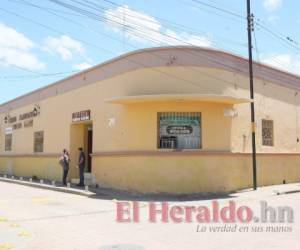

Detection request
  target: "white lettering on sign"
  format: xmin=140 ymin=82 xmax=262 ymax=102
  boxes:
xmin=4 ymin=127 xmax=13 ymax=134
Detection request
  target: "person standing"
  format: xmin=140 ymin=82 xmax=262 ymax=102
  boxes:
xmin=76 ymin=147 xmax=86 ymax=187
xmin=59 ymin=149 xmax=70 ymax=186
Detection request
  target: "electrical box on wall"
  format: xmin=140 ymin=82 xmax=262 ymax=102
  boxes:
xmin=224 ymin=108 xmax=238 ymax=118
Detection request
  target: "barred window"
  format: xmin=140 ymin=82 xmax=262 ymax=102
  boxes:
xmin=158 ymin=112 xmax=201 ymax=149
xmin=5 ymin=134 xmax=12 ymax=151
xmin=34 ymin=131 xmax=44 ymax=153
xmin=262 ymin=120 xmax=274 ymax=146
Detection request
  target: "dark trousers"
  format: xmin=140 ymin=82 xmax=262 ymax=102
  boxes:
xmin=79 ymin=165 xmax=85 ymax=185
xmin=62 ymin=168 xmax=69 ymax=185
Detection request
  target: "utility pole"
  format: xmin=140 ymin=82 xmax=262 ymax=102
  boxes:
xmin=246 ymin=0 xmax=257 ymax=190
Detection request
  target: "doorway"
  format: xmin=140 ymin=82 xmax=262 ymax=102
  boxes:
xmin=69 ymin=123 xmax=93 ymax=179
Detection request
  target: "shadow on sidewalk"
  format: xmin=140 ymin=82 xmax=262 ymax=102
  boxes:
xmin=88 ymin=186 xmax=238 ymax=202
xmin=0 ymin=174 xmax=239 ymax=202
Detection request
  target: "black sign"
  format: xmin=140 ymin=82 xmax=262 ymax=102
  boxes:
xmin=13 ymin=123 xmax=22 ymax=130
xmin=72 ymin=110 xmax=91 ymax=122
xmin=9 ymin=116 xmax=17 ymax=124
xmin=167 ymin=125 xmax=193 ymax=135
xmin=19 ymin=111 xmax=38 ymax=121
xmin=24 ymin=119 xmax=33 ymax=128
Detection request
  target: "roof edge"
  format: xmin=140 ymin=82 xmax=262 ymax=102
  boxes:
xmin=1 ymin=46 xmax=300 ymax=110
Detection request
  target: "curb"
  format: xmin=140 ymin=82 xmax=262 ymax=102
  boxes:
xmin=273 ymin=189 xmax=300 ymax=196
xmin=1 ymin=176 xmax=300 ymax=201
xmin=0 ymin=177 xmax=96 ymax=197
xmin=0 ymin=176 xmax=232 ymax=200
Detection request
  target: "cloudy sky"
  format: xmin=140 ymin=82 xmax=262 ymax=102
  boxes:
xmin=0 ymin=0 xmax=299 ymax=103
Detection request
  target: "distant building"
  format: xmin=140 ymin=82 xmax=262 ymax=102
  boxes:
xmin=1 ymin=46 xmax=300 ymax=193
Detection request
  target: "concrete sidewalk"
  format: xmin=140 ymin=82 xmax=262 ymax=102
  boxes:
xmin=0 ymin=175 xmax=96 ymax=197
xmin=1 ymin=174 xmax=300 ymax=201
xmin=228 ymin=183 xmax=300 ymax=203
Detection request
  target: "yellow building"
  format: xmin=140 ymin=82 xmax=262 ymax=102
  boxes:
xmin=1 ymin=46 xmax=300 ymax=193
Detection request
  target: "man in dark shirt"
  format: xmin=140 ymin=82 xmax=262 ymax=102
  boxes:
xmin=77 ymin=147 xmax=86 ymax=187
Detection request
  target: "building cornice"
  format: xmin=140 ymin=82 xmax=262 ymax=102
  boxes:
xmin=1 ymin=46 xmax=300 ymax=113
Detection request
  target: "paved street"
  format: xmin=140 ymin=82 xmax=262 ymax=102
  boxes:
xmin=0 ymin=181 xmax=299 ymax=250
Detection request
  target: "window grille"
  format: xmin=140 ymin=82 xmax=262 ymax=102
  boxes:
xmin=34 ymin=131 xmax=44 ymax=153
xmin=262 ymin=119 xmax=274 ymax=146
xmin=5 ymin=134 xmax=12 ymax=151
xmin=158 ymin=112 xmax=201 ymax=149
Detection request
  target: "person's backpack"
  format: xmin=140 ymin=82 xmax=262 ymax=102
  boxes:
xmin=59 ymin=155 xmax=67 ymax=168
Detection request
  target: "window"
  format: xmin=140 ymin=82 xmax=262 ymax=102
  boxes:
xmin=158 ymin=112 xmax=201 ymax=149
xmin=34 ymin=131 xmax=44 ymax=153
xmin=5 ymin=134 xmax=12 ymax=151
xmin=262 ymin=119 xmax=274 ymax=146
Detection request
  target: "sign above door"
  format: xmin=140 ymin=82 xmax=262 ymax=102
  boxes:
xmin=72 ymin=110 xmax=91 ymax=122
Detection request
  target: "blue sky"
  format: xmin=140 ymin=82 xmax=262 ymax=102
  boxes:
xmin=0 ymin=0 xmax=299 ymax=104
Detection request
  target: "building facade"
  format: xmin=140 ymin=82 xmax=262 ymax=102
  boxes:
xmin=1 ymin=46 xmax=300 ymax=193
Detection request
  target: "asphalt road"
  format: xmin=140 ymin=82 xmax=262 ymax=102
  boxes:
xmin=0 ymin=181 xmax=299 ymax=250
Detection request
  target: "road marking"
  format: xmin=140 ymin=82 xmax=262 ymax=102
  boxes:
xmin=0 ymin=243 xmax=14 ymax=250
xmin=32 ymin=197 xmax=55 ymax=204
xmin=0 ymin=217 xmax=7 ymax=222
xmin=9 ymin=223 xmax=20 ymax=228
xmin=18 ymin=231 xmax=30 ymax=237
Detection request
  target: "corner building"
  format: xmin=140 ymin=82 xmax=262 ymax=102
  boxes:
xmin=1 ymin=46 xmax=300 ymax=193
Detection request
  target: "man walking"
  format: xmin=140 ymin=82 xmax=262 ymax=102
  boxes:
xmin=77 ymin=147 xmax=86 ymax=187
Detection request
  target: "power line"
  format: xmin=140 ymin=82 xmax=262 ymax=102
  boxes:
xmin=23 ymin=0 xmax=249 ymax=88
xmin=47 ymin=0 xmax=251 ymax=77
xmin=7 ymin=0 xmax=251 ymax=88
xmin=67 ymin=0 xmax=298 ymax=76
xmin=87 ymin=0 xmax=300 ymax=76
xmin=0 ymin=70 xmax=80 ymax=80
xmin=57 ymin=0 xmax=300 ymax=88
xmin=191 ymin=0 xmax=245 ymax=20
xmin=177 ymin=0 xmax=246 ymax=24
xmin=50 ymin=0 xmax=247 ymax=52
xmin=253 ymin=23 xmax=297 ymax=72
xmin=255 ymin=21 xmax=300 ymax=53
xmin=188 ymin=0 xmax=300 ymax=53
xmin=4 ymin=0 xmax=298 ymax=93
xmin=8 ymin=0 xmax=298 ymax=90
xmin=0 ymin=4 xmax=239 ymax=93
xmin=187 ymin=0 xmax=300 ymax=72
xmin=6 ymin=0 xmax=299 ymax=80
xmin=93 ymin=0 xmax=248 ymax=48
xmin=0 ymin=61 xmax=44 ymax=75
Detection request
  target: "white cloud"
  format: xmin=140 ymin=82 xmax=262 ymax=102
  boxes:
xmin=0 ymin=47 xmax=45 ymax=70
xmin=73 ymin=62 xmax=93 ymax=70
xmin=262 ymin=0 xmax=282 ymax=11
xmin=0 ymin=23 xmax=34 ymax=50
xmin=267 ymin=15 xmax=280 ymax=23
xmin=0 ymin=23 xmax=45 ymax=70
xmin=105 ymin=5 xmax=162 ymax=44
xmin=105 ymin=5 xmax=212 ymax=47
xmin=44 ymin=35 xmax=84 ymax=60
xmin=261 ymin=53 xmax=300 ymax=75
xmin=165 ymin=30 xmax=211 ymax=47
